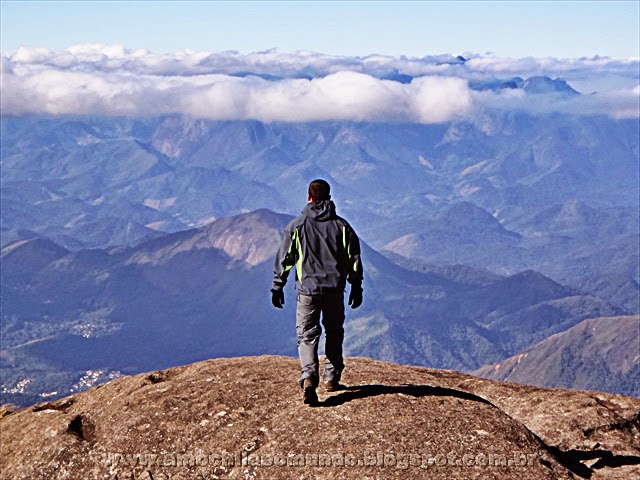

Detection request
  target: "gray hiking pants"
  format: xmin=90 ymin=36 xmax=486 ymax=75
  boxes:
xmin=296 ymin=292 xmax=345 ymax=388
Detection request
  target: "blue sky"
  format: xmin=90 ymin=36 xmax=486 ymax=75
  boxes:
xmin=1 ymin=1 xmax=639 ymax=58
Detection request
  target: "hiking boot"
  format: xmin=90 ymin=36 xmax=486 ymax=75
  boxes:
xmin=302 ymin=379 xmax=318 ymax=405
xmin=324 ymin=379 xmax=341 ymax=392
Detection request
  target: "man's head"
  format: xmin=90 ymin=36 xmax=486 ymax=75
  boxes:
xmin=308 ymin=179 xmax=331 ymax=203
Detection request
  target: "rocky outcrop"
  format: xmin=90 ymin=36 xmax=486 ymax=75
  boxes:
xmin=2 ymin=356 xmax=639 ymax=480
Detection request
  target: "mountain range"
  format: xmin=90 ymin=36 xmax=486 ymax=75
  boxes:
xmin=1 ymin=208 xmax=632 ymax=407
xmin=2 ymin=114 xmax=637 ymax=309
xmin=1 ymin=110 xmax=638 ymax=405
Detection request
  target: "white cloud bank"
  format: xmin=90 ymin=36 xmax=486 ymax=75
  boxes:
xmin=2 ymin=65 xmax=473 ymax=122
xmin=1 ymin=45 xmax=638 ymax=122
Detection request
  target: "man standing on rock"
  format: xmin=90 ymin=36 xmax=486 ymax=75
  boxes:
xmin=271 ymin=179 xmax=363 ymax=404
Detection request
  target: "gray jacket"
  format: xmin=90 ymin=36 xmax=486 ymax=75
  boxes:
xmin=272 ymin=200 xmax=363 ymax=295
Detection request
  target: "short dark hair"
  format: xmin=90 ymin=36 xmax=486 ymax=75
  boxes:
xmin=308 ymin=179 xmax=331 ymax=202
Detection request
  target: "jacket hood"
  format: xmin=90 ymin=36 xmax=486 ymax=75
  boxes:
xmin=302 ymin=200 xmax=336 ymax=222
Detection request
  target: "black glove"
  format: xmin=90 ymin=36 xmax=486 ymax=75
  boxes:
xmin=271 ymin=289 xmax=285 ymax=309
xmin=348 ymin=287 xmax=363 ymax=309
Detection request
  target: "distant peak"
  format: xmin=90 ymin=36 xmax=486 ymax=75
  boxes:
xmin=1 ymin=236 xmax=68 ymax=259
xmin=438 ymin=201 xmax=499 ymax=224
xmin=502 ymin=269 xmax=567 ymax=293
xmin=523 ymin=76 xmax=580 ymax=95
xmin=205 ymin=208 xmax=292 ymax=231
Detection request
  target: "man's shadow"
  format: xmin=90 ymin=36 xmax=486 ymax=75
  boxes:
xmin=314 ymin=383 xmax=493 ymax=407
